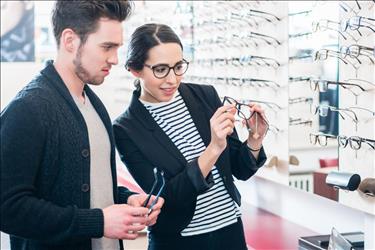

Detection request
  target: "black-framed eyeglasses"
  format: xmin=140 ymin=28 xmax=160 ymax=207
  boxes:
xmin=222 ymin=96 xmax=253 ymax=121
xmin=143 ymin=167 xmax=165 ymax=214
xmin=310 ymin=132 xmax=337 ymax=147
xmin=338 ymin=135 xmax=375 ymax=150
xmin=144 ymin=59 xmax=189 ymax=79
xmin=222 ymin=96 xmax=269 ymax=137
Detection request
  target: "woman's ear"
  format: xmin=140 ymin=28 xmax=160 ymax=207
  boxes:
xmin=128 ymin=68 xmax=142 ymax=78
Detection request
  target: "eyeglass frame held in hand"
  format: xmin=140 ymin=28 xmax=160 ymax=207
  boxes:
xmin=222 ymin=96 xmax=269 ymax=138
xmin=143 ymin=167 xmax=165 ymax=215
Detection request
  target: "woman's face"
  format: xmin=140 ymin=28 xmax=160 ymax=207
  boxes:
xmin=136 ymin=43 xmax=184 ymax=103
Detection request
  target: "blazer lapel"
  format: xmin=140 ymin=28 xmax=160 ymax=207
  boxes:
xmin=179 ymin=84 xmax=211 ymax=147
xmin=179 ymin=84 xmax=229 ymax=177
xmin=129 ymin=90 xmax=187 ymax=166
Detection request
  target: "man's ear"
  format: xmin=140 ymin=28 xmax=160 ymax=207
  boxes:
xmin=60 ymin=28 xmax=80 ymax=53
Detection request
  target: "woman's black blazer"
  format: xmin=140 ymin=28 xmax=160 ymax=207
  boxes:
xmin=113 ymin=83 xmax=267 ymax=236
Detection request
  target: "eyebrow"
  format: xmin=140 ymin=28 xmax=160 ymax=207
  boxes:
xmin=100 ymin=42 xmax=122 ymax=47
xmin=151 ymin=60 xmax=184 ymax=67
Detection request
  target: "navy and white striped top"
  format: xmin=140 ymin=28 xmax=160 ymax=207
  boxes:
xmin=141 ymin=91 xmax=241 ymax=237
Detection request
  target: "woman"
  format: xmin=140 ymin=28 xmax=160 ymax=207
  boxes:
xmin=113 ymin=23 xmax=268 ymax=250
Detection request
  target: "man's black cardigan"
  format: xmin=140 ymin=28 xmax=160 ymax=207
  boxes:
xmin=1 ymin=60 xmax=135 ymax=250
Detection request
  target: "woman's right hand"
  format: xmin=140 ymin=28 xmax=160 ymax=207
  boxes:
xmin=208 ymin=104 xmax=236 ymax=154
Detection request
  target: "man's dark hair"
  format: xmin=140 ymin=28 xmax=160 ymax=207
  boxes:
xmin=52 ymin=0 xmax=132 ymax=47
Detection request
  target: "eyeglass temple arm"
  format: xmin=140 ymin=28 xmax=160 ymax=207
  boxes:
xmin=327 ymin=81 xmax=366 ymax=91
xmin=148 ymin=171 xmax=165 ymax=214
xmin=339 ymin=108 xmax=359 ymax=123
xmin=347 ymin=106 xmax=375 ymax=116
xmin=332 ymin=108 xmax=346 ymax=120
xmin=250 ymin=9 xmax=281 ymax=21
xmin=143 ymin=168 xmax=158 ymax=207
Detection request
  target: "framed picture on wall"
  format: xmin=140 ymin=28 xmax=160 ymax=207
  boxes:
xmin=1 ymin=1 xmax=35 ymax=62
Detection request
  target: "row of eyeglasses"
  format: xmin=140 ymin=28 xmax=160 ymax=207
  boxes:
xmin=309 ymin=132 xmax=375 ymax=151
xmin=289 ymin=99 xmax=374 ymax=131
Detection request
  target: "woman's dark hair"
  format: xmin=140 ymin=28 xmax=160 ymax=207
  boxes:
xmin=125 ymin=23 xmax=183 ymax=90
xmin=52 ymin=0 xmax=132 ymax=47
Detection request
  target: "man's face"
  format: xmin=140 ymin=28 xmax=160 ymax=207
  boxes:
xmin=73 ymin=18 xmax=123 ymax=86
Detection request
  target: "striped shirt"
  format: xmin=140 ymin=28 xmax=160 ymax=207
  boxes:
xmin=141 ymin=91 xmax=241 ymax=237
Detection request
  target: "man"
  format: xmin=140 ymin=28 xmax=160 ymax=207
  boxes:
xmin=0 ymin=1 xmax=164 ymax=249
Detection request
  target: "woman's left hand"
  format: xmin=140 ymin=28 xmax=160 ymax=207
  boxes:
xmin=243 ymin=103 xmax=268 ymax=148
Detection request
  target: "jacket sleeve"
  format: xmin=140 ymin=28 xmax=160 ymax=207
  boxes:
xmin=207 ymin=85 xmax=267 ymax=180
xmin=117 ymin=186 xmax=138 ymax=204
xmin=0 ymin=98 xmax=104 ymax=244
xmin=113 ymin=121 xmax=214 ymax=230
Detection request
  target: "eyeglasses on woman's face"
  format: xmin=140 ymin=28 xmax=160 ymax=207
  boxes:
xmin=144 ymin=59 xmax=189 ymax=79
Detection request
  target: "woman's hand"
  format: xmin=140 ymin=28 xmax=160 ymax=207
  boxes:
xmin=244 ymin=103 xmax=268 ymax=149
xmin=209 ymin=104 xmax=236 ymax=154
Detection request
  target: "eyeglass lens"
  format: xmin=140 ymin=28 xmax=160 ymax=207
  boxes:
xmin=153 ymin=61 xmax=189 ymax=78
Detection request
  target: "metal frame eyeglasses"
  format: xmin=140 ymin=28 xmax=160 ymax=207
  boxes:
xmin=143 ymin=168 xmax=165 ymax=214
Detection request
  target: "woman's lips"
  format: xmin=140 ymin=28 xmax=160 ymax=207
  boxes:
xmin=161 ymin=87 xmax=176 ymax=95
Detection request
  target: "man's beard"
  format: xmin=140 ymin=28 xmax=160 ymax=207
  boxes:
xmin=73 ymin=47 xmax=104 ymax=85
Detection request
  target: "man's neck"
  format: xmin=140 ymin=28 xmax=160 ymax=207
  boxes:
xmin=54 ymin=58 xmax=86 ymax=103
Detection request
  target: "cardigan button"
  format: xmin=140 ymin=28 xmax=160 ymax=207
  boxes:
xmin=81 ymin=149 xmax=89 ymax=158
xmin=81 ymin=184 xmax=90 ymax=192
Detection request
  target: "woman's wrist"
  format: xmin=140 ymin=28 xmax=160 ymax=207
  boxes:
xmin=246 ymin=138 xmax=263 ymax=152
xmin=246 ymin=143 xmax=262 ymax=152
xmin=198 ymin=144 xmax=222 ymax=177
xmin=206 ymin=143 xmax=224 ymax=156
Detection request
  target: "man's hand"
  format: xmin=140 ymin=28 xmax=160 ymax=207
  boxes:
xmin=102 ymin=204 xmax=148 ymax=240
xmin=128 ymin=194 xmax=164 ymax=226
